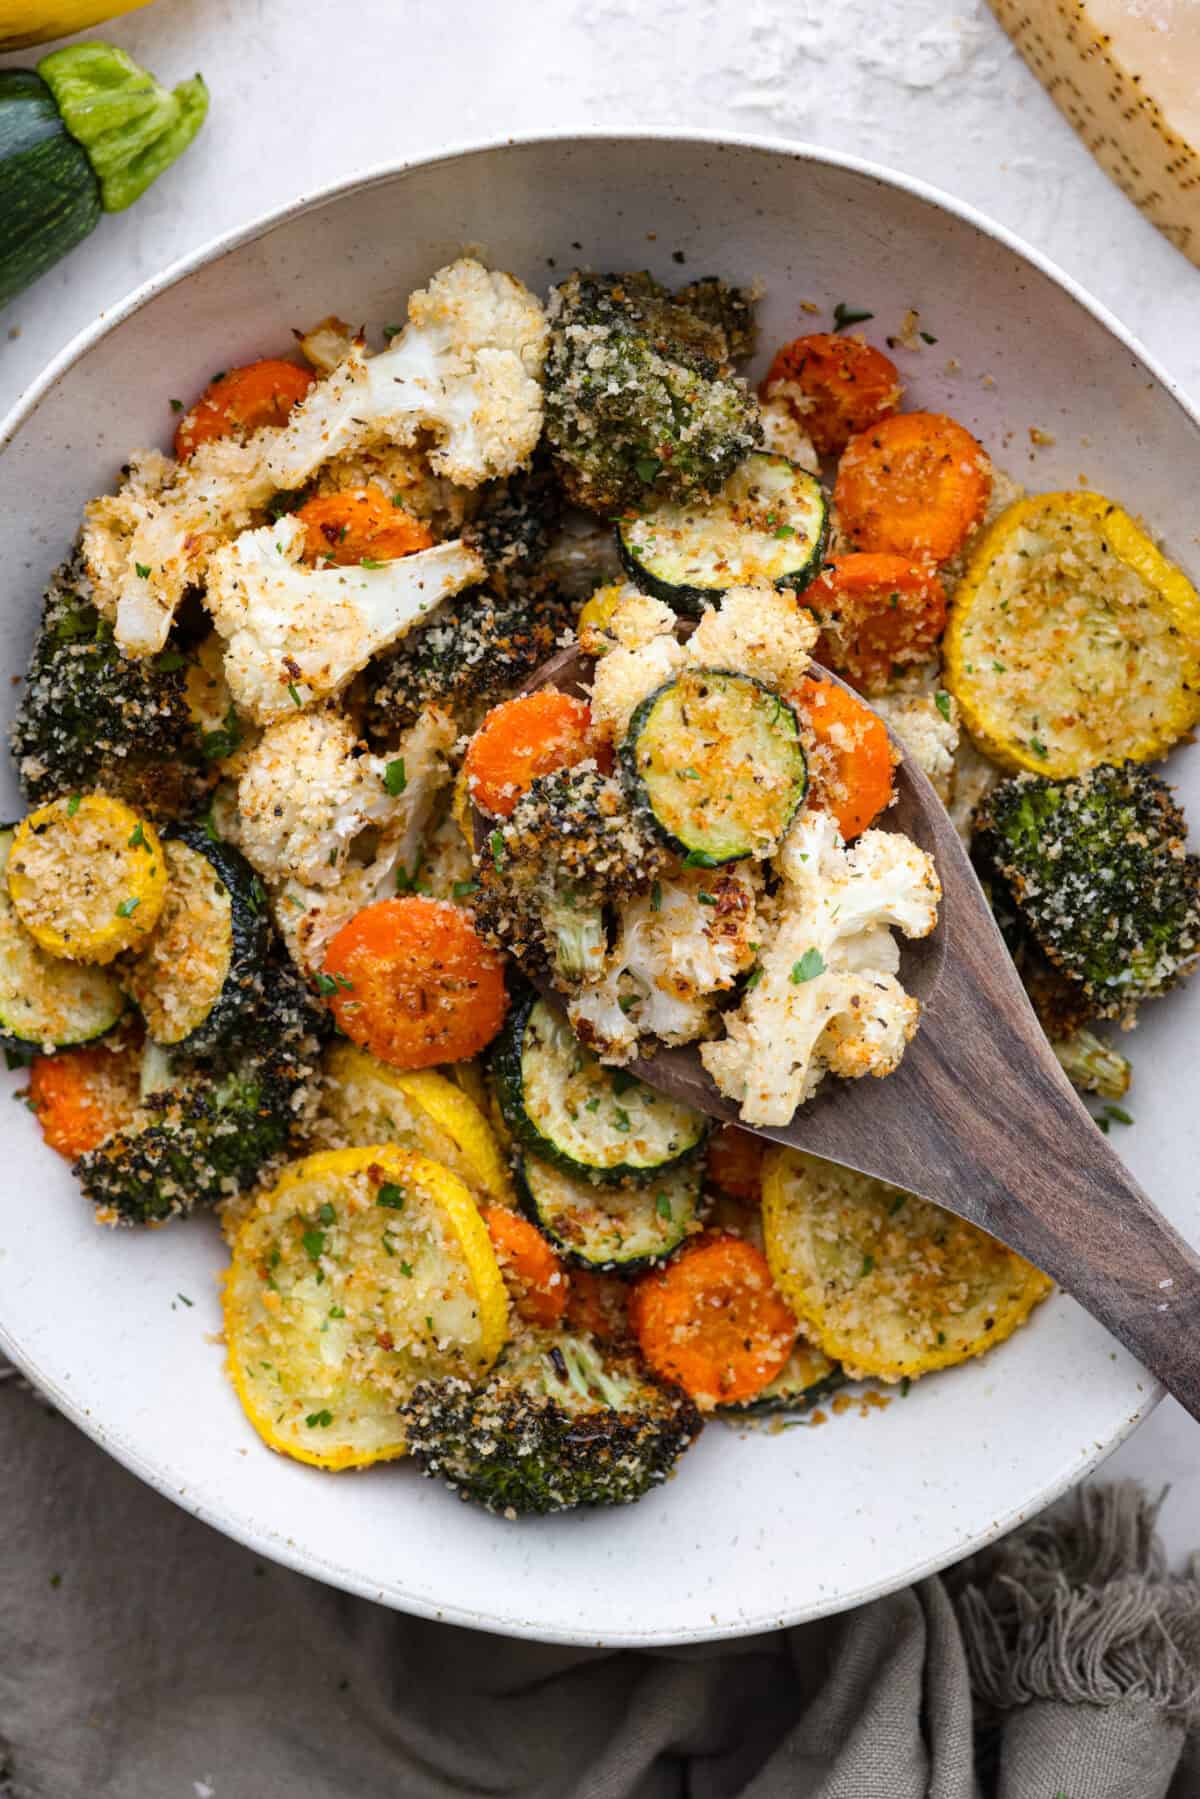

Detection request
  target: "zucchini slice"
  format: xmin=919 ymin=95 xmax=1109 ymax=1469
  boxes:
xmin=493 ymin=993 xmax=709 ymax=1184
xmin=6 ymin=793 xmax=166 ymax=964
xmin=223 ymin=1144 xmax=508 ymax=1470
xmin=320 ymin=1040 xmax=513 ymax=1204
xmin=517 ymin=1152 xmax=704 ymax=1272
xmin=718 ymin=1340 xmax=844 ymax=1417
xmin=0 ymin=829 xmax=124 ymax=1049
xmin=617 ymin=453 xmax=828 ymax=616
xmin=123 ymin=826 xmax=269 ymax=1056
xmin=944 ymin=492 xmax=1200 ymax=778
xmin=761 ymin=1146 xmax=1052 ymax=1383
xmin=622 ymin=669 xmax=806 ymax=863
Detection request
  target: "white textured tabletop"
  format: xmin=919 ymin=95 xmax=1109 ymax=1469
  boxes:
xmin=1 ymin=0 xmax=1197 ymax=1561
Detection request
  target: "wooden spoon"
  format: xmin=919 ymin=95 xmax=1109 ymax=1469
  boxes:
xmin=478 ymin=641 xmax=1200 ymax=1420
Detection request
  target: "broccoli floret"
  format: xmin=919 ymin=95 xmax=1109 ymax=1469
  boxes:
xmin=402 ymin=1330 xmax=702 ymax=1514
xmin=543 ymin=271 xmax=762 ymax=514
xmin=11 ymin=553 xmax=207 ymax=818
xmin=975 ymin=763 xmax=1200 ymax=1023
xmin=363 ymin=581 xmax=576 ymax=741
xmin=673 ymin=275 xmax=759 ymax=362
xmin=461 ymin=448 xmax=564 ymax=594
xmin=473 ymin=766 xmax=667 ymax=986
xmin=77 ymin=954 xmax=326 ymax=1225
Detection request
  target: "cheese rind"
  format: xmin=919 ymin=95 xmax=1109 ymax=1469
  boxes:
xmin=990 ymin=0 xmax=1200 ymax=266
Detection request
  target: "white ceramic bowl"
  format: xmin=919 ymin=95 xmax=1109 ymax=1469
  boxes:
xmin=0 ymin=134 xmax=1196 ymax=1646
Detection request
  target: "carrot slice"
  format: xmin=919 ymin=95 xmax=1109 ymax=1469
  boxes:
xmin=630 ymin=1233 xmax=798 ymax=1409
xmin=28 ymin=1042 xmax=141 ymax=1161
xmin=295 ymin=485 xmax=434 ymax=566
xmin=564 ymin=1268 xmax=633 ymax=1344
xmin=705 ymin=1124 xmax=765 ymax=1204
xmin=805 ymin=553 xmax=947 ymax=692
xmin=834 ymin=411 xmax=991 ymax=561
xmin=483 ymin=1204 xmax=568 ymax=1328
xmin=174 ymin=359 xmax=315 ymax=459
xmin=464 ymin=691 xmax=598 ymax=820
xmin=761 ymin=332 xmax=902 ymax=457
xmin=323 ymin=896 xmax=508 ymax=1070
xmin=792 ymin=675 xmax=897 ymax=841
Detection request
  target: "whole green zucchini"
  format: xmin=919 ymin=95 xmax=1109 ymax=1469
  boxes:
xmin=0 ymin=43 xmax=207 ymax=310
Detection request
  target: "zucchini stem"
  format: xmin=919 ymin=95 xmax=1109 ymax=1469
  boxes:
xmin=37 ymin=43 xmax=207 ymax=213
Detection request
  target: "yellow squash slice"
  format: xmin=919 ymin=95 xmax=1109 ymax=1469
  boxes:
xmin=944 ymin=492 xmax=1200 ymax=777
xmin=321 ymin=1041 xmax=513 ymax=1204
xmin=224 ymin=1145 xmax=508 ymax=1470
xmin=761 ymin=1146 xmax=1052 ymax=1383
xmin=6 ymin=794 xmax=166 ymax=964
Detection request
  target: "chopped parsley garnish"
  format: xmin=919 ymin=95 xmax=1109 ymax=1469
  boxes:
xmin=774 ymin=523 xmax=795 ymax=539
xmin=635 ymin=456 xmax=660 ymax=484
xmin=382 ymin=324 xmax=402 ymax=340
xmin=399 ymin=1260 xmax=414 ymax=1277
xmin=683 ymin=849 xmax=719 ymax=869
xmin=452 ymin=879 xmax=479 ymax=899
xmin=678 ymin=766 xmax=700 ymax=781
xmin=287 ymin=682 xmax=303 ymax=708
xmin=745 ymin=965 xmax=764 ymax=991
xmin=128 ymin=822 xmax=147 ymax=850
xmin=360 ymin=557 xmax=385 ymax=570
xmin=376 ymin=1183 xmax=405 ymax=1210
xmin=66 ymin=794 xmax=81 ymax=818
xmin=650 ymin=881 xmax=663 ymax=913
xmin=613 ymin=1107 xmax=632 ymax=1133
xmin=134 ymin=562 xmax=151 ymax=580
xmin=888 ymin=1193 xmax=907 ymax=1215
xmin=384 ymin=757 xmax=407 ymax=796
xmin=302 ymin=1229 xmax=326 ymax=1262
xmin=934 ymin=690 xmax=952 ymax=722
xmin=115 ymin=896 xmax=140 ymax=918
xmin=169 ymin=397 xmax=184 ymax=412
xmin=489 ymin=830 xmax=505 ymax=869
xmin=790 ymin=948 xmax=825 ymax=983
xmin=201 ymin=706 xmax=242 ymax=762
xmin=1103 ymin=1103 xmax=1133 ymax=1127
xmin=832 ymin=301 xmax=874 ymax=331
xmin=697 ymin=890 xmax=717 ymax=906
xmin=317 ymin=1202 xmax=336 ymax=1226
xmin=860 ymin=1253 xmax=875 ymax=1277
xmin=176 ymin=1292 xmax=193 ymax=1307
xmin=1029 ymin=736 xmax=1048 ymax=758
xmin=328 ymin=1305 xmax=346 ymax=1319
xmin=305 ymin=1410 xmax=334 ymax=1428
xmin=919 ymin=331 xmax=938 ymax=345
xmin=656 ymin=1193 xmax=673 ymax=1221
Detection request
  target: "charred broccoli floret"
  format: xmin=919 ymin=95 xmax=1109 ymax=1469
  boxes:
xmin=461 ymin=448 xmax=564 ymax=594
xmin=77 ymin=954 xmax=326 ymax=1225
xmin=363 ymin=582 xmax=575 ymax=741
xmin=543 ymin=271 xmax=762 ymax=514
xmin=473 ymin=766 xmax=667 ymax=986
xmin=673 ymin=275 xmax=758 ymax=362
xmin=11 ymin=553 xmax=206 ymax=818
xmin=402 ymin=1330 xmax=702 ymax=1514
xmin=975 ymin=762 xmax=1200 ymax=1024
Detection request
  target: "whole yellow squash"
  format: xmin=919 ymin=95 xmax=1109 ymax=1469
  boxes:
xmin=0 ymin=1 xmax=154 ymax=51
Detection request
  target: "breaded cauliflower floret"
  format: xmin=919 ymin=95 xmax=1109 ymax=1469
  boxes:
xmin=870 ymin=689 xmax=959 ymax=805
xmin=569 ymin=865 xmax=760 ymax=1062
xmin=269 ymin=710 xmax=456 ymax=973
xmin=701 ymin=810 xmax=939 ymax=1125
xmin=237 ymin=710 xmax=404 ymax=890
xmin=206 ymin=515 xmax=483 ymax=724
xmin=686 ymin=584 xmax=817 ymax=695
xmin=589 ymin=619 xmax=686 ymax=745
xmin=83 ymin=259 xmax=547 ymax=655
xmin=757 ymin=396 xmax=819 ymax=474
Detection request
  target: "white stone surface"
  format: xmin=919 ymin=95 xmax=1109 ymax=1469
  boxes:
xmin=0 ymin=0 xmax=1196 ymax=1562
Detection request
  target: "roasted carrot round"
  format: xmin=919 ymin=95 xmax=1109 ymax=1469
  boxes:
xmin=630 ymin=1234 xmax=798 ymax=1409
xmin=565 ymin=1269 xmax=633 ymax=1344
xmin=322 ymin=897 xmax=508 ymax=1070
xmin=295 ymin=485 xmax=434 ymax=566
xmin=762 ymin=332 xmax=902 ymax=457
xmin=464 ymin=691 xmax=597 ymax=820
xmin=28 ymin=1042 xmax=141 ymax=1161
xmin=792 ymin=675 xmax=897 ymax=841
xmin=174 ymin=358 xmax=315 ymax=459
xmin=805 ymin=553 xmax=948 ymax=692
xmin=834 ymin=411 xmax=991 ymax=562
xmin=705 ymin=1124 xmax=765 ymax=1204
xmin=483 ymin=1204 xmax=568 ymax=1328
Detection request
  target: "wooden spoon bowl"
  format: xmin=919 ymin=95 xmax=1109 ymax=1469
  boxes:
xmin=476 ymin=640 xmax=1200 ymax=1420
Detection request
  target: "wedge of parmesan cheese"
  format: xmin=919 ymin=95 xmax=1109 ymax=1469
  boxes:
xmin=990 ymin=0 xmax=1200 ymax=266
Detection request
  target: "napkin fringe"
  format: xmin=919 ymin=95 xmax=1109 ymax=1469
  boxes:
xmin=955 ymin=1482 xmax=1200 ymax=1720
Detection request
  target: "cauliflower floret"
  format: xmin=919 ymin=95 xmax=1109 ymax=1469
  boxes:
xmin=686 ymin=583 xmax=817 ymax=695
xmin=206 ymin=515 xmax=483 ymax=724
xmin=758 ymin=396 xmax=819 ymax=473
xmin=84 ymin=259 xmax=546 ymax=654
xmin=871 ymin=689 xmax=959 ymax=805
xmin=569 ymin=865 xmax=760 ymax=1062
xmin=589 ymin=625 xmax=686 ymax=745
xmin=701 ymin=810 xmax=940 ymax=1125
xmin=238 ymin=710 xmax=404 ymax=889
xmin=268 ymin=710 xmax=456 ymax=973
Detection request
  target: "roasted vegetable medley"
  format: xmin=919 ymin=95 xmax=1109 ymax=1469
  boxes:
xmin=7 ymin=257 xmax=1199 ymax=1515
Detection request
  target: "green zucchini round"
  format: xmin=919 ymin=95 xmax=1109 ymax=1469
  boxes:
xmin=717 ymin=1342 xmax=845 ymax=1418
xmin=492 ymin=992 xmax=708 ymax=1184
xmin=123 ymin=825 xmax=270 ymax=1058
xmin=616 ymin=453 xmax=828 ymax=616
xmin=516 ymin=1152 xmax=705 ymax=1272
xmin=620 ymin=669 xmax=807 ymax=864
xmin=0 ymin=827 xmax=124 ymax=1051
xmin=0 ymin=71 xmax=100 ymax=311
